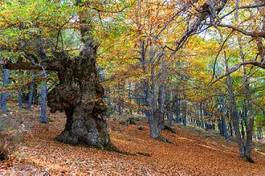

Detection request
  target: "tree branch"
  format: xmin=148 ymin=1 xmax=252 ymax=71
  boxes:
xmin=216 ymin=24 xmax=265 ymax=38
xmin=210 ymin=60 xmax=265 ymax=85
xmin=3 ymin=61 xmax=60 ymax=71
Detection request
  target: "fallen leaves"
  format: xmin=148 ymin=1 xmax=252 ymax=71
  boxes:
xmin=1 ymin=108 xmax=265 ymax=175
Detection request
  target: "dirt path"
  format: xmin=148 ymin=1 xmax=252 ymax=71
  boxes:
xmin=1 ymin=113 xmax=265 ymax=176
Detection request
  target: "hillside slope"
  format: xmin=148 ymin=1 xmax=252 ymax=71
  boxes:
xmin=1 ymin=109 xmax=265 ymax=176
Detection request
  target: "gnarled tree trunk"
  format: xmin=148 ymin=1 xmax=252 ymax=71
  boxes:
xmin=47 ymin=0 xmax=112 ymax=148
xmin=4 ymin=1 xmax=112 ymax=149
xmin=47 ymin=39 xmax=110 ymax=149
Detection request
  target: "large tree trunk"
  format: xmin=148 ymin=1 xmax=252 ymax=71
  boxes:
xmin=46 ymin=1 xmax=112 ymax=148
xmin=4 ymin=51 xmax=112 ymax=148
xmin=224 ymin=51 xmax=254 ymax=162
xmin=0 ymin=0 xmax=112 ymax=149
xmin=48 ymin=40 xmax=110 ymax=148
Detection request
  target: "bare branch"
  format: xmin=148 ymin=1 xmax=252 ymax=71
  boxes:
xmin=210 ymin=59 xmax=264 ymax=86
xmin=209 ymin=30 xmax=234 ymax=84
xmin=3 ymin=61 xmax=60 ymax=71
xmin=216 ymin=24 xmax=265 ymax=38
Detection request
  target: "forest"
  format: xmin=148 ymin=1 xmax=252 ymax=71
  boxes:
xmin=0 ymin=0 xmax=265 ymax=175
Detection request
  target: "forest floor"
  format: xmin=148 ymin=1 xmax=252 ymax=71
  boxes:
xmin=1 ymin=106 xmax=265 ymax=176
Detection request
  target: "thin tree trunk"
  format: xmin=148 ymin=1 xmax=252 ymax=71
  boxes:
xmin=224 ymin=52 xmax=247 ymax=160
xmin=1 ymin=66 xmax=9 ymax=113
xmin=221 ymin=116 xmax=228 ymax=139
xmin=218 ymin=95 xmax=228 ymax=139
xmin=241 ymin=118 xmax=245 ymax=140
xmin=39 ymin=78 xmax=48 ymax=123
xmin=167 ymin=91 xmax=174 ymax=127
xmin=257 ymin=127 xmax=263 ymax=140
xmin=228 ymin=120 xmax=233 ymax=137
xmin=175 ymin=94 xmax=181 ymax=124
xmin=199 ymin=102 xmax=204 ymax=128
xmin=27 ymin=74 xmax=35 ymax=110
xmin=128 ymin=81 xmax=133 ymax=115
xmin=182 ymin=100 xmax=187 ymax=126
xmin=158 ymin=54 xmax=166 ymax=130
xmin=148 ymin=44 xmax=160 ymax=138
xmin=239 ymin=38 xmax=255 ymax=162
xmin=18 ymin=89 xmax=23 ymax=110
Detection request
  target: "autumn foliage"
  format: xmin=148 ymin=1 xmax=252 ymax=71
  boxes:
xmin=0 ymin=0 xmax=265 ymax=175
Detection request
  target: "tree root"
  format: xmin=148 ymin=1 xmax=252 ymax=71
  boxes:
xmin=55 ymin=135 xmax=152 ymax=157
xmin=242 ymin=156 xmax=255 ymax=163
xmin=104 ymin=143 xmax=151 ymax=157
xmin=163 ymin=125 xmax=177 ymax=134
xmin=104 ymin=143 xmax=123 ymax=153
xmin=154 ymin=135 xmax=172 ymax=144
xmin=136 ymin=152 xmax=151 ymax=157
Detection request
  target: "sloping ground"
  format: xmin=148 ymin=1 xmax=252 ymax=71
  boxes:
xmin=1 ymin=110 xmax=265 ymax=176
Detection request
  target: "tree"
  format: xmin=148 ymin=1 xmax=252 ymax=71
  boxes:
xmin=1 ymin=66 xmax=9 ymax=112
xmin=0 ymin=0 xmax=124 ymax=149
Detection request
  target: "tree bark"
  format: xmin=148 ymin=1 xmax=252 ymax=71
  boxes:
xmin=18 ymin=89 xmax=23 ymax=110
xmin=224 ymin=51 xmax=254 ymax=162
xmin=239 ymin=38 xmax=255 ymax=162
xmin=47 ymin=1 xmax=111 ymax=148
xmin=1 ymin=66 xmax=9 ymax=113
xmin=257 ymin=127 xmax=263 ymax=140
xmin=27 ymin=74 xmax=35 ymax=110
xmin=47 ymin=41 xmax=110 ymax=148
xmin=158 ymin=54 xmax=166 ymax=130
xmin=39 ymin=79 xmax=48 ymax=123
xmin=148 ymin=44 xmax=160 ymax=138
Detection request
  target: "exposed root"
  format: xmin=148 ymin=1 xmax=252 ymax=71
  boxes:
xmin=155 ymin=135 xmax=172 ymax=144
xmin=242 ymin=156 xmax=255 ymax=163
xmin=104 ymin=143 xmax=122 ymax=153
xmin=55 ymin=134 xmax=151 ymax=157
xmin=136 ymin=152 xmax=151 ymax=157
xmin=163 ymin=125 xmax=177 ymax=134
xmin=104 ymin=143 xmax=151 ymax=157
